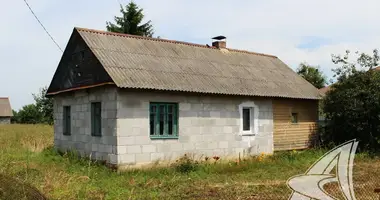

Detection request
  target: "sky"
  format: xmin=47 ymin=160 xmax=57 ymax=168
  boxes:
xmin=1 ymin=0 xmax=380 ymax=110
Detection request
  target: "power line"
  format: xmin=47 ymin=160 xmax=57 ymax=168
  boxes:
xmin=22 ymin=0 xmax=63 ymax=52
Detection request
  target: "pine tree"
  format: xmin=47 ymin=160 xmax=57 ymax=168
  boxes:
xmin=106 ymin=2 xmax=154 ymax=37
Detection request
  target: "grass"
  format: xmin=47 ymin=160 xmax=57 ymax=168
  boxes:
xmin=0 ymin=124 xmax=379 ymax=199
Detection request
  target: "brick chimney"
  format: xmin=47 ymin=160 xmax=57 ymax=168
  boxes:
xmin=212 ymin=36 xmax=226 ymax=49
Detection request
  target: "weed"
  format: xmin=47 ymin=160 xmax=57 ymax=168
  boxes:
xmin=172 ymin=154 xmax=199 ymax=173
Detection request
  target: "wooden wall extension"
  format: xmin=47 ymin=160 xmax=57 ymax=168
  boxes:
xmin=273 ymin=98 xmax=319 ymax=151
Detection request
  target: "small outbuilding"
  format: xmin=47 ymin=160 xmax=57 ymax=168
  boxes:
xmin=0 ymin=97 xmax=13 ymax=124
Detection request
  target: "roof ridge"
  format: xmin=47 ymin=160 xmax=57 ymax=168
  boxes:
xmin=75 ymin=27 xmax=277 ymax=58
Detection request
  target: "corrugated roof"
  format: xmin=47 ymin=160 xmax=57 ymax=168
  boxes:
xmin=0 ymin=97 xmax=13 ymax=117
xmin=75 ymin=27 xmax=321 ymax=100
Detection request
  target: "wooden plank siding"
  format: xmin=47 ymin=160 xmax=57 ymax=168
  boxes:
xmin=273 ymin=99 xmax=319 ymax=151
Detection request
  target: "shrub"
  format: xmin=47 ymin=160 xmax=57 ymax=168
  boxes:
xmin=323 ymin=70 xmax=380 ymax=152
xmin=172 ymin=154 xmax=199 ymax=173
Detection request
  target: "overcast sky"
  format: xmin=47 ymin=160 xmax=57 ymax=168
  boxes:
xmin=1 ymin=0 xmax=380 ymax=110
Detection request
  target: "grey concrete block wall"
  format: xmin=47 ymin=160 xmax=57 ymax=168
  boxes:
xmin=53 ymin=87 xmax=274 ymax=166
xmin=115 ymin=91 xmax=274 ymax=165
xmin=53 ymin=86 xmax=118 ymax=163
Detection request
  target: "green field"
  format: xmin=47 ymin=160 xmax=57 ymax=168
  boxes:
xmin=0 ymin=124 xmax=379 ymax=200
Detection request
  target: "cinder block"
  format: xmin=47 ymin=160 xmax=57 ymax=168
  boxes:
xmin=178 ymin=135 xmax=190 ymax=142
xmin=210 ymin=111 xmax=220 ymax=118
xmin=135 ymin=153 xmax=151 ymax=163
xmin=219 ymin=141 xmax=229 ymax=149
xmin=208 ymin=142 xmax=218 ymax=149
xmin=226 ymin=104 xmax=237 ymax=111
xmin=156 ymin=144 xmax=172 ymax=152
xmin=191 ymin=119 xmax=200 ymax=126
xmin=108 ymin=92 xmax=117 ymax=101
xmin=142 ymin=145 xmax=156 ymax=153
xmin=170 ymin=143 xmax=183 ymax=152
xmin=120 ymin=154 xmax=136 ymax=164
xmin=183 ymin=143 xmax=195 ymax=150
xmin=215 ymin=118 xmax=226 ymax=126
xmin=203 ymin=135 xmax=214 ymax=142
xmin=82 ymin=104 xmax=88 ymax=112
xmin=91 ymin=144 xmax=98 ymax=152
xmin=118 ymin=136 xmax=135 ymax=145
xmin=151 ymin=152 xmax=164 ymax=161
xmin=104 ymin=145 xmax=113 ymax=153
xmin=73 ymin=142 xmax=84 ymax=150
xmin=179 ymin=118 xmax=192 ymax=127
xmin=190 ymin=104 xmax=203 ymax=111
xmin=79 ymin=113 xmax=85 ymax=120
xmin=179 ymin=103 xmax=191 ymax=111
xmin=117 ymin=146 xmax=127 ymax=154
xmin=195 ymin=142 xmax=208 ymax=150
xmin=109 ymin=154 xmax=118 ymax=164
xmin=211 ymin=126 xmax=223 ymax=134
xmin=101 ymin=136 xmax=117 ymax=145
xmin=188 ymin=126 xmax=201 ymax=135
xmin=131 ymin=127 xmax=143 ymax=136
xmin=127 ymin=145 xmax=142 ymax=154
xmin=134 ymin=136 xmax=151 ymax=145
xmin=223 ymin=126 xmax=232 ymax=134
xmin=200 ymin=126 xmax=212 ymax=134
xmin=189 ymin=135 xmax=202 ymax=142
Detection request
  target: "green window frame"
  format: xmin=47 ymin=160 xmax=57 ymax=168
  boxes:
xmin=63 ymin=106 xmax=71 ymax=135
xmin=91 ymin=102 xmax=102 ymax=137
xmin=149 ymin=103 xmax=178 ymax=139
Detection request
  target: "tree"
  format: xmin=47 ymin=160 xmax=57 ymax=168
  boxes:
xmin=11 ymin=109 xmax=19 ymax=124
xmin=17 ymin=104 xmax=42 ymax=124
xmin=322 ymin=49 xmax=380 ymax=152
xmin=32 ymin=86 xmax=53 ymax=125
xmin=106 ymin=2 xmax=154 ymax=37
xmin=331 ymin=49 xmax=379 ymax=81
xmin=296 ymin=63 xmax=327 ymax=89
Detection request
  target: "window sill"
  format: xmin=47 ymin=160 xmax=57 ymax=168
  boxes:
xmin=91 ymin=134 xmax=102 ymax=137
xmin=241 ymin=133 xmax=256 ymax=136
xmin=150 ymin=136 xmax=179 ymax=140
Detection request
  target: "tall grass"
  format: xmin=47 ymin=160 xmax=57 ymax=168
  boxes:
xmin=0 ymin=124 xmax=378 ymax=199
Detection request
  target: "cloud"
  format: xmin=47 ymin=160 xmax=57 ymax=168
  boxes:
xmin=1 ymin=0 xmax=379 ymax=109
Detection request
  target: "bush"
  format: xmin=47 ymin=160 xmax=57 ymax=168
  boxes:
xmin=323 ymin=70 xmax=380 ymax=152
xmin=172 ymin=154 xmax=199 ymax=173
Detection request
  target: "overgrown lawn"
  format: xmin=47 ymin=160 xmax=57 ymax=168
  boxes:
xmin=0 ymin=124 xmax=378 ymax=199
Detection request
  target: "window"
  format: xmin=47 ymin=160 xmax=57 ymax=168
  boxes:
xmin=91 ymin=102 xmax=102 ymax=136
xmin=149 ymin=103 xmax=178 ymax=138
xmin=291 ymin=113 xmax=298 ymax=124
xmin=242 ymin=108 xmax=251 ymax=131
xmin=63 ymin=106 xmax=71 ymax=135
xmin=239 ymin=101 xmax=259 ymax=135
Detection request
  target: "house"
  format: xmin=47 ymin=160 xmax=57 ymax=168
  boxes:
xmin=46 ymin=27 xmax=321 ymax=167
xmin=0 ymin=97 xmax=13 ymax=124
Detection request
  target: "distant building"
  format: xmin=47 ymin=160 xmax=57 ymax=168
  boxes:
xmin=0 ymin=97 xmax=13 ymax=124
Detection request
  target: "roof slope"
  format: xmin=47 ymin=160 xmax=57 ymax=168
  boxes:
xmin=75 ymin=27 xmax=320 ymax=99
xmin=0 ymin=98 xmax=13 ymax=117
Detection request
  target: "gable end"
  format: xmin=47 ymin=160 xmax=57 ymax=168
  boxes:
xmin=46 ymin=29 xmax=114 ymax=96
